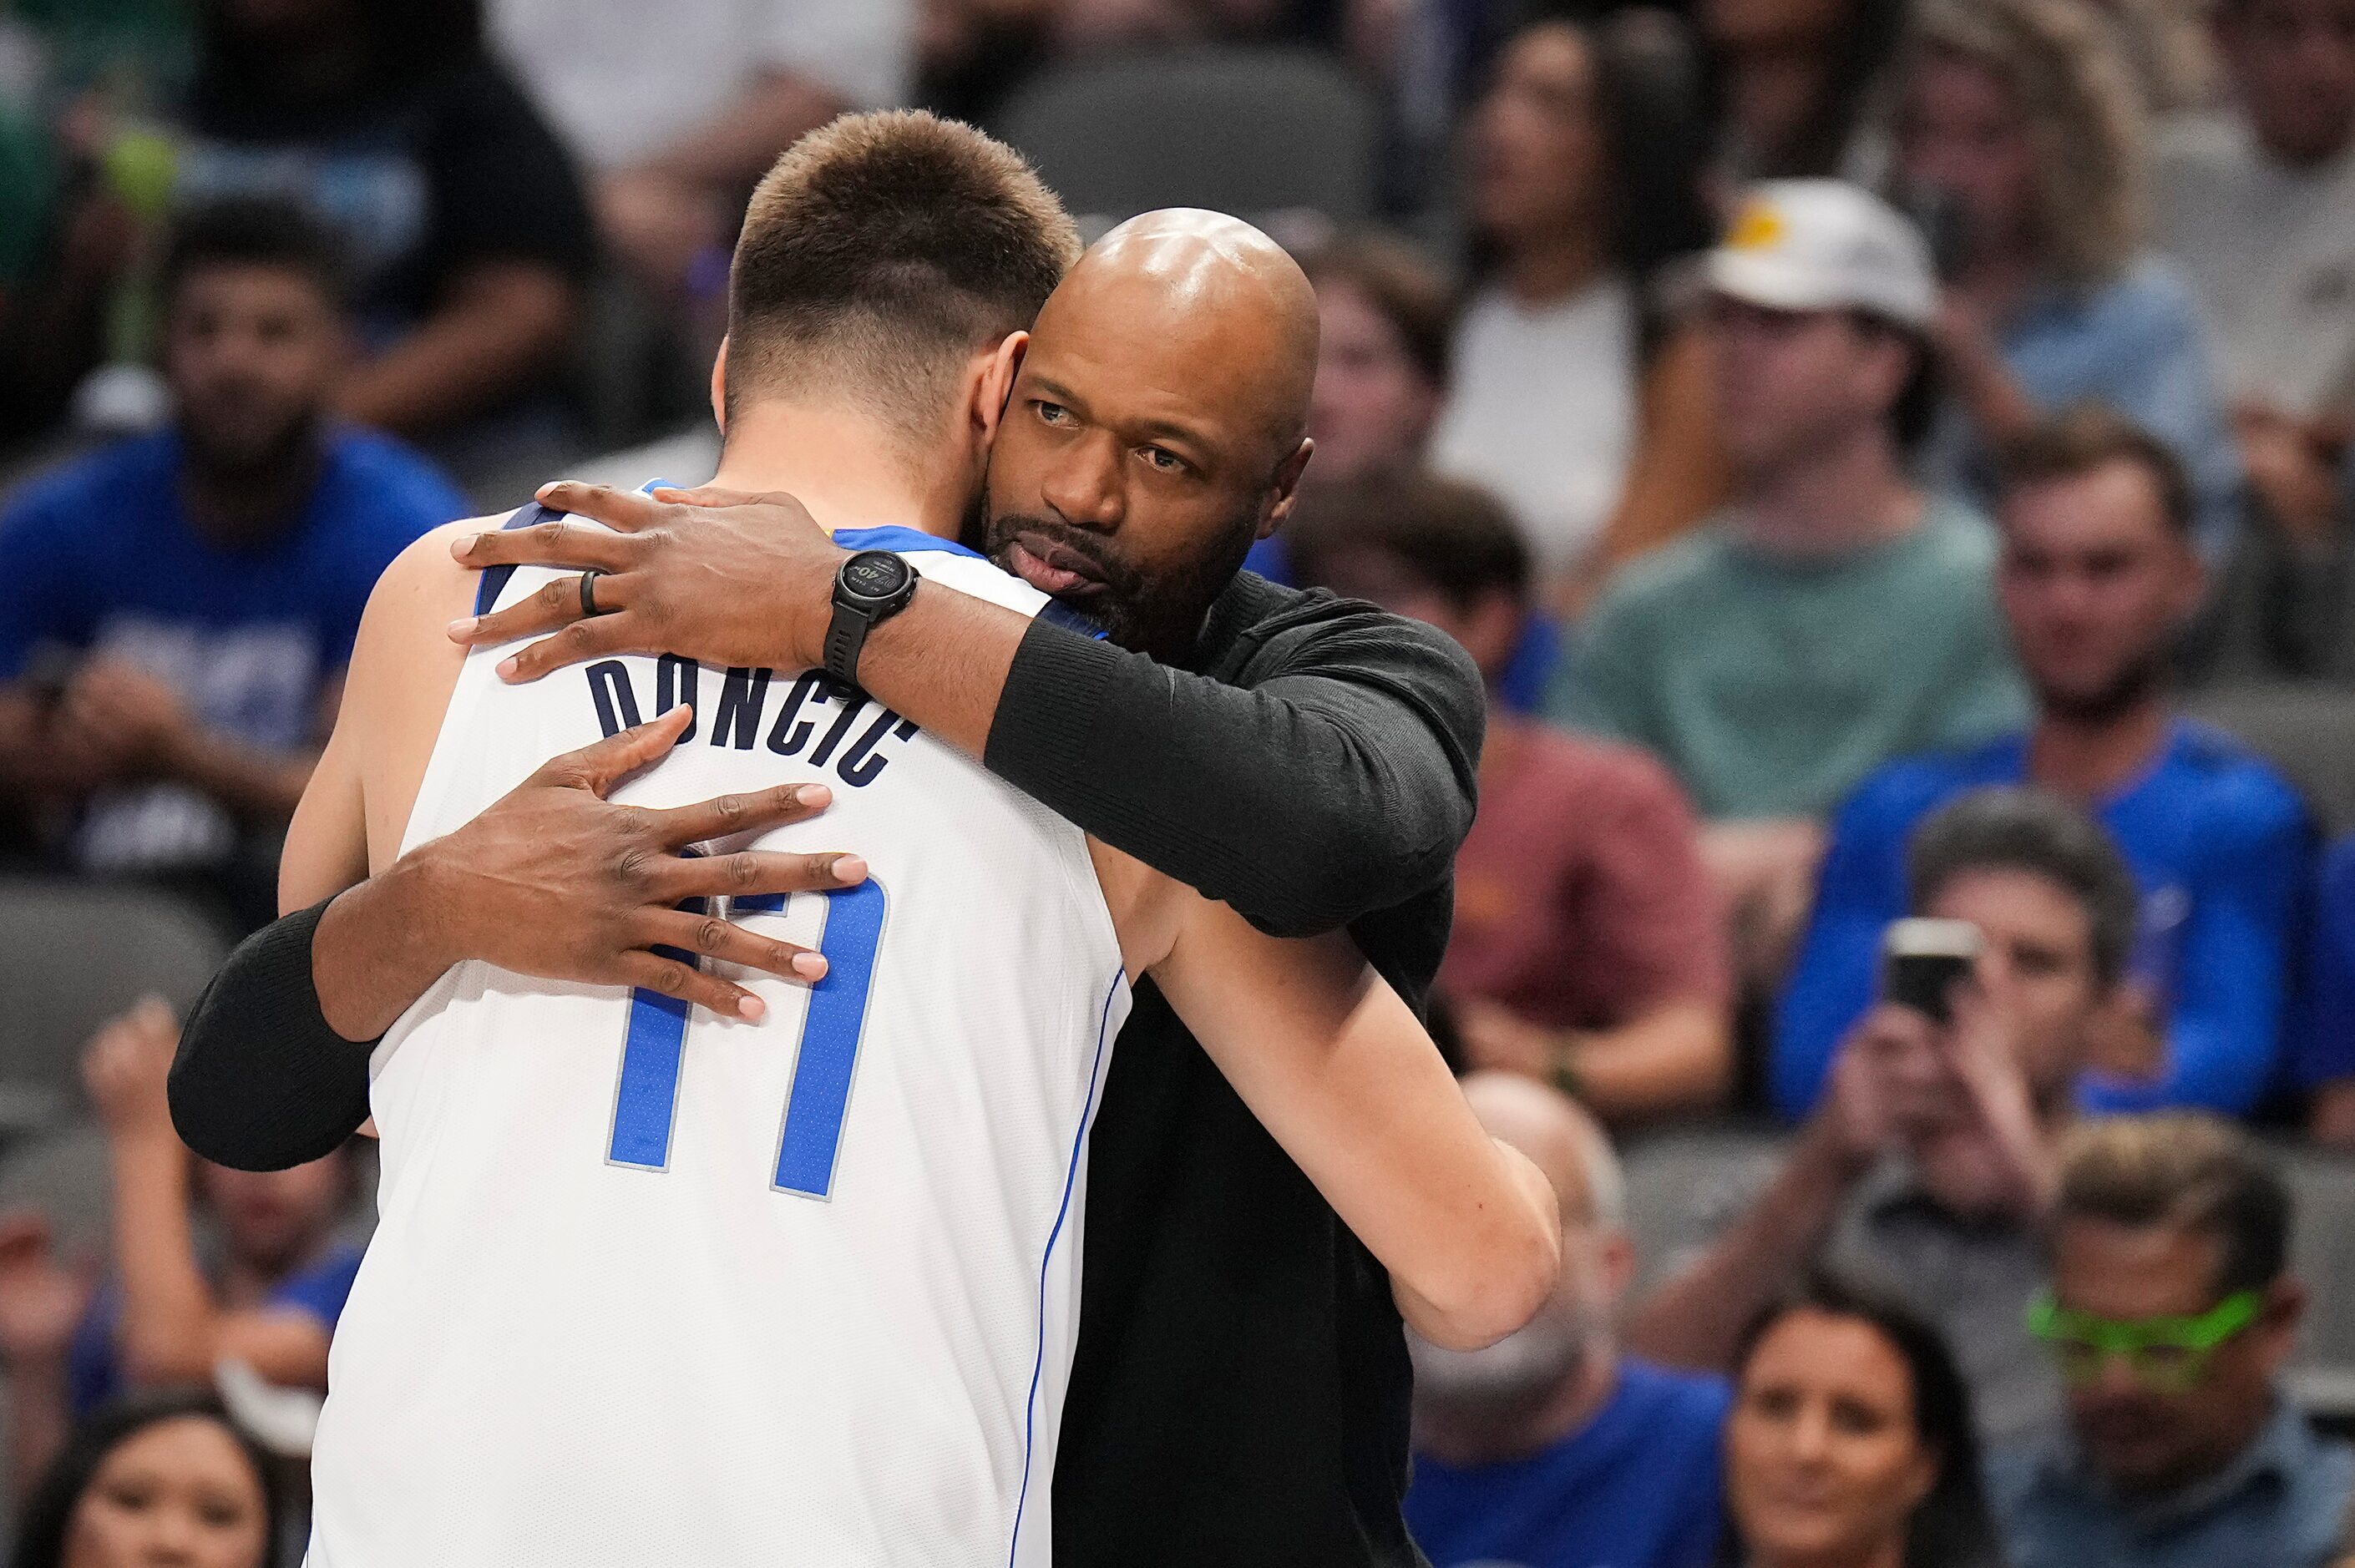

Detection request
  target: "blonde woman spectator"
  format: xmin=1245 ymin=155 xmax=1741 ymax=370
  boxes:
xmin=1891 ymin=0 xmax=2245 ymax=559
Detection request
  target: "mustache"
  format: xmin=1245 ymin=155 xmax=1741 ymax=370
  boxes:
xmin=984 ymin=513 xmax=1147 ymax=599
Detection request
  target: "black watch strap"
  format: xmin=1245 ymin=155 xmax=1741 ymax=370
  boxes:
xmin=823 ymin=605 xmax=874 ymax=690
xmin=824 ymin=550 xmax=919 ymax=690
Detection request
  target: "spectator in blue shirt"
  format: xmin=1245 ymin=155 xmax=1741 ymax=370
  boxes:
xmin=1777 ymin=405 xmax=2309 ymax=1120
xmin=0 ymin=197 xmax=464 ymax=931
xmin=1408 ymin=1073 xmax=1730 ymax=1568
xmin=0 ymin=999 xmax=362 ymax=1500
xmin=2298 ymin=837 xmax=2355 ymax=1144
xmin=1992 ymin=1113 xmax=2352 ymax=1568
xmin=1892 ymin=0 xmax=2246 ymax=561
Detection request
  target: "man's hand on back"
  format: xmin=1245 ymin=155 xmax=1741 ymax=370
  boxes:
xmin=332 ymin=706 xmax=869 ymax=1035
xmin=445 ymin=483 xmax=848 ymax=683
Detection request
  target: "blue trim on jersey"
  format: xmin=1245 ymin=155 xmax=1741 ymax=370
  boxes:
xmin=474 ymin=503 xmax=557 ymax=617
xmin=1037 ymin=596 xmax=1111 ymax=641
xmin=832 ymin=524 xmax=985 ymax=559
xmin=1007 ymin=967 xmax=1124 ymax=1566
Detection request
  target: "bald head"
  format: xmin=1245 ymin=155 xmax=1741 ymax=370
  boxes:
xmin=1461 ymin=1072 xmax=1625 ymax=1231
xmin=1036 ymin=208 xmax=1319 ymax=457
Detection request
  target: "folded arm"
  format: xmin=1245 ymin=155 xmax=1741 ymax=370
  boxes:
xmin=1128 ymin=868 xmax=1560 ymax=1348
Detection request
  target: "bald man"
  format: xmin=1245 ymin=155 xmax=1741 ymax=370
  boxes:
xmin=175 ymin=136 xmax=1488 ymax=1566
xmin=1407 ymin=1075 xmax=1731 ymax=1568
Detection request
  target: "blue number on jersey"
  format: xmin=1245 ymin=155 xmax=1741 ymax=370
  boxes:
xmin=605 ymin=883 xmax=888 ymax=1198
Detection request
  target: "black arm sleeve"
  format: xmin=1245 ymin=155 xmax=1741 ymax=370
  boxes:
xmin=169 ymin=900 xmax=377 ymax=1172
xmin=982 ymin=584 xmax=1484 ymax=938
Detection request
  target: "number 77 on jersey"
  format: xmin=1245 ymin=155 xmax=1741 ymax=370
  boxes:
xmin=605 ymin=882 xmax=888 ymax=1200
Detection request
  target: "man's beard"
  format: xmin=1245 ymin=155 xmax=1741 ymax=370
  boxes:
xmin=2035 ymin=646 xmax=2167 ymax=727
xmin=182 ymin=402 xmax=320 ymax=488
xmin=980 ymin=505 xmax=1261 ymax=657
xmin=1407 ymin=1301 xmax=1598 ymax=1424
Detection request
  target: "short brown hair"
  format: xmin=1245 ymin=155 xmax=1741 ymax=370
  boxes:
xmin=727 ymin=111 xmax=1081 ymax=451
xmin=1995 ymin=402 xmax=2195 ymax=540
xmin=2053 ymin=1114 xmax=2292 ymax=1297
xmin=1286 ymin=471 xmax=1530 ymax=608
xmin=1299 ymin=232 xmax=1455 ymax=392
xmin=1907 ymin=786 xmax=2140 ymax=988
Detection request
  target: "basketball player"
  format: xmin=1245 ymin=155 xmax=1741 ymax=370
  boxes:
xmin=283 ymin=113 xmax=1555 ymax=1566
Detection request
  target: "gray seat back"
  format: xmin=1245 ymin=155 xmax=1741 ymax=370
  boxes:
xmin=994 ymin=46 xmax=1379 ymax=228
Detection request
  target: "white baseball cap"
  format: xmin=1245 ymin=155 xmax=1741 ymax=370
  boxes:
xmin=1704 ymin=180 xmax=1939 ymax=331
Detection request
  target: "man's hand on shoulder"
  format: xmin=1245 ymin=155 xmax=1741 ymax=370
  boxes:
xmin=445 ymin=483 xmax=849 ymax=681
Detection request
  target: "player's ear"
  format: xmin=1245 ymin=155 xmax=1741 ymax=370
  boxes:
xmin=709 ymin=337 xmax=731 ymax=438
xmin=1257 ymin=437 xmax=1314 ymax=540
xmin=971 ymin=331 xmax=1028 ymax=445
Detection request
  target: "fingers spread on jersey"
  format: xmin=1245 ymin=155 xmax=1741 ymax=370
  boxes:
xmin=636 ymin=906 xmax=827 ymax=986
xmin=647 ymin=781 xmax=832 ymax=847
xmin=494 ymin=609 xmax=645 ymax=683
xmin=527 ymin=705 xmax=692 ymax=795
xmin=611 ymin=948 xmax=762 ymax=1021
xmin=536 ymin=480 xmax=671 ymax=534
xmin=654 ymin=848 xmax=867 ymax=905
xmin=456 ymin=512 xmax=641 ymax=571
xmin=455 ymin=566 xmax=634 ymax=651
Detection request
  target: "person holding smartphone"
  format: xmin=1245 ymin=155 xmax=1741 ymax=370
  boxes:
xmin=1630 ymin=786 xmax=2141 ymax=1445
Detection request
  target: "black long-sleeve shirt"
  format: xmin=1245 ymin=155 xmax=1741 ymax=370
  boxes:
xmin=173 ymin=572 xmax=1484 ymax=1566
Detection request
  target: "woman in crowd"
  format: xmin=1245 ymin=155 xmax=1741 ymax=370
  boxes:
xmin=1432 ymin=10 xmax=1723 ymax=615
xmin=13 ymin=1390 xmax=281 ymax=1568
xmin=0 ymin=1000 xmax=362 ymax=1497
xmin=1299 ymin=234 xmax=1453 ymax=495
xmin=1719 ymin=1271 xmax=2008 ymax=1568
xmin=1890 ymin=0 xmax=2243 ymax=558
xmin=1700 ymin=0 xmax=1908 ymax=185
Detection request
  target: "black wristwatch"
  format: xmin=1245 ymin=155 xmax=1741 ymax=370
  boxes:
xmin=823 ymin=550 xmax=919 ymax=690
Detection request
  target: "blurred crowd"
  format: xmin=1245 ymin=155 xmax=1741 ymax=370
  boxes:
xmin=5 ymin=0 xmax=2355 ymax=1562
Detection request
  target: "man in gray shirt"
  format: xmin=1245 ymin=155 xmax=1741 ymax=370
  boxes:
xmin=1629 ymin=787 xmax=2141 ymax=1444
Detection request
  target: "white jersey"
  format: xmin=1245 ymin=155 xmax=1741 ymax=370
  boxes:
xmin=307 ymin=518 xmax=1130 ymax=1568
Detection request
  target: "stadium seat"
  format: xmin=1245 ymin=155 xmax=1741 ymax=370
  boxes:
xmin=2279 ymin=1141 xmax=2355 ymax=1419
xmin=2184 ymin=684 xmax=2355 ymax=839
xmin=1619 ymin=1121 xmax=1790 ymax=1300
xmin=0 ymin=879 xmax=228 ymax=1132
xmin=991 ymin=46 xmax=1380 ymax=229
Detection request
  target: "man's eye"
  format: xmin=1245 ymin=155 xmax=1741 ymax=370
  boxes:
xmin=1141 ymin=447 xmax=1186 ymax=473
xmin=1034 ymin=402 xmax=1070 ymax=425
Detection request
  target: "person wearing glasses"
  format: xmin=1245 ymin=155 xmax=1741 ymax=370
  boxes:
xmin=1992 ymin=1113 xmax=2352 ymax=1567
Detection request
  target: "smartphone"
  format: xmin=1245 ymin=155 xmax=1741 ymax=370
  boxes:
xmin=1881 ymin=918 xmax=1982 ymax=1024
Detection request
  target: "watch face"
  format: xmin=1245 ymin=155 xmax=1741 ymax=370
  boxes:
xmin=841 ymin=550 xmax=913 ymax=603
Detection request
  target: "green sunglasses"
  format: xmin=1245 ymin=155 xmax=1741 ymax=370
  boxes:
xmin=2025 ymin=1290 xmax=2262 ymax=1393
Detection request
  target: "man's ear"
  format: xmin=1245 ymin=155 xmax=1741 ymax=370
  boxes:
xmin=1259 ymin=438 xmax=1315 ymax=539
xmin=709 ymin=337 xmax=731 ymax=438
xmin=1598 ymin=1227 xmax=1638 ymax=1308
xmin=970 ymin=331 xmax=1029 ymax=447
xmin=2256 ymin=1277 xmax=2309 ymax=1374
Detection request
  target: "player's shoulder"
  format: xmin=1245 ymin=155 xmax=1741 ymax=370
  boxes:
xmin=364 ymin=517 xmax=500 ymax=633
